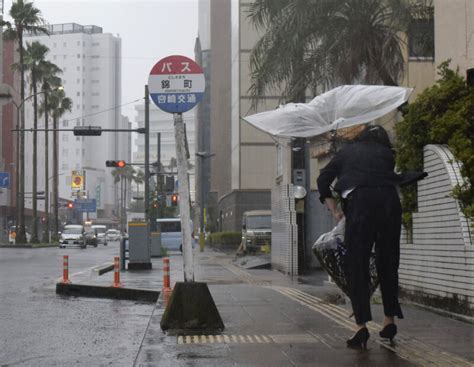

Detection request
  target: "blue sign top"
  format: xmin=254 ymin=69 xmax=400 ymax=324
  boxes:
xmin=0 ymin=172 xmax=10 ymax=189
xmin=74 ymin=198 xmax=97 ymax=212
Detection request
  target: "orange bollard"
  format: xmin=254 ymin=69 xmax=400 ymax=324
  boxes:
xmin=112 ymin=256 xmax=123 ymax=288
xmin=62 ymin=255 xmax=71 ymax=284
xmin=163 ymin=257 xmax=172 ymax=305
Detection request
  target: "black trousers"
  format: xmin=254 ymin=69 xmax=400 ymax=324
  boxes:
xmin=344 ymin=186 xmax=404 ymax=324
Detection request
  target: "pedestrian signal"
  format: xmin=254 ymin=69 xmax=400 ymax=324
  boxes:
xmin=105 ymin=160 xmax=126 ymax=168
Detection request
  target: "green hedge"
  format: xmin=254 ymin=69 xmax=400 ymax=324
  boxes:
xmin=209 ymin=232 xmax=242 ymax=247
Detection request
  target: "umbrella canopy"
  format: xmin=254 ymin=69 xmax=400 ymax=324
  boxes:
xmin=243 ymin=85 xmax=413 ymax=139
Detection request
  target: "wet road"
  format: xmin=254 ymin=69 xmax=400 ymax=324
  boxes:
xmin=0 ymin=243 xmax=154 ymax=366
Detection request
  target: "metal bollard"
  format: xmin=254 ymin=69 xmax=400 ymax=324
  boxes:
xmin=62 ymin=255 xmax=71 ymax=284
xmin=112 ymin=256 xmax=123 ymax=288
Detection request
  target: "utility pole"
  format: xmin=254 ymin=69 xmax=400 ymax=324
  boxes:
xmin=144 ymin=85 xmax=151 ymax=255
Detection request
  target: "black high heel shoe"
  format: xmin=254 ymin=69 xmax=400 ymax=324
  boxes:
xmin=379 ymin=323 xmax=397 ymax=341
xmin=346 ymin=327 xmax=369 ymax=349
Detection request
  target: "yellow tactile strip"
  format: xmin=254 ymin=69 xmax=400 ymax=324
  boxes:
xmin=178 ymin=333 xmax=319 ymax=345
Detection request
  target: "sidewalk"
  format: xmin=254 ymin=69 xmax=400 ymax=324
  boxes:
xmin=71 ymin=247 xmax=474 ymax=366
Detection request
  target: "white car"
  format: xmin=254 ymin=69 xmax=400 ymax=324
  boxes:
xmin=91 ymin=225 xmax=107 ymax=245
xmin=105 ymin=229 xmax=121 ymax=243
xmin=59 ymin=225 xmax=86 ymax=249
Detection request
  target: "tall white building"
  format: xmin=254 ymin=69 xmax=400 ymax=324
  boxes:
xmin=133 ymin=102 xmax=196 ymax=200
xmin=24 ymin=23 xmax=125 ymax=218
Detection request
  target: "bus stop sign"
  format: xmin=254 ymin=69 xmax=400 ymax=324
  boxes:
xmin=148 ymin=55 xmax=205 ymax=113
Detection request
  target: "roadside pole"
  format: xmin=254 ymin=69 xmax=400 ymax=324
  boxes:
xmin=173 ymin=112 xmax=194 ymax=281
xmin=144 ymin=85 xmax=151 ymax=260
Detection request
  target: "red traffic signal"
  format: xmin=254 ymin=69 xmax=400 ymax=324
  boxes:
xmin=171 ymin=193 xmax=178 ymax=206
xmin=67 ymin=202 xmax=74 ymax=209
xmin=105 ymin=160 xmax=126 ymax=168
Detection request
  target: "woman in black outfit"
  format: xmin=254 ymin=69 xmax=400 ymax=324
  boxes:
xmin=317 ymin=125 xmax=403 ymax=348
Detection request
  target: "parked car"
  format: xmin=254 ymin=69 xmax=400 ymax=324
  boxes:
xmin=59 ymin=225 xmax=86 ymax=249
xmin=105 ymin=229 xmax=121 ymax=243
xmin=84 ymin=228 xmax=98 ymax=247
xmin=156 ymin=218 xmax=195 ymax=252
xmin=91 ymin=225 xmax=107 ymax=245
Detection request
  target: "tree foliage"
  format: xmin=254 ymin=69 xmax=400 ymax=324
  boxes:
xmin=247 ymin=0 xmax=433 ymax=107
xmin=395 ymin=61 xmax=474 ymax=229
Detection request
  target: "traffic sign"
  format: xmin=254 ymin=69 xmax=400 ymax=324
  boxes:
xmin=71 ymin=170 xmax=85 ymax=190
xmin=148 ymin=55 xmax=205 ymax=113
xmin=74 ymin=198 xmax=97 ymax=212
xmin=0 ymin=172 xmax=10 ymax=188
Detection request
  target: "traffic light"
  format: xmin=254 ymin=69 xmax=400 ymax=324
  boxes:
xmin=105 ymin=160 xmax=126 ymax=168
xmin=67 ymin=202 xmax=74 ymax=209
xmin=171 ymin=193 xmax=178 ymax=206
xmin=73 ymin=126 xmax=102 ymax=136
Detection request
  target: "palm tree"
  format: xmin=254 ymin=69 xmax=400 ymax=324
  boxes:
xmin=23 ymin=41 xmax=49 ymax=243
xmin=1 ymin=0 xmax=48 ymax=244
xmin=134 ymin=169 xmax=145 ymax=197
xmin=247 ymin=0 xmax=433 ymax=107
xmin=49 ymin=88 xmax=72 ymax=241
xmin=38 ymin=63 xmax=62 ymax=243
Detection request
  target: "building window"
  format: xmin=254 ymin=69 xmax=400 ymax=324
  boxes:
xmin=63 ymin=120 xmax=68 ymax=127
xmin=91 ymin=55 xmax=100 ymax=59
xmin=409 ymin=17 xmax=434 ymax=59
xmin=76 ymin=119 xmax=80 ymax=126
xmin=53 ymin=43 xmax=57 ymax=48
xmin=77 ymin=41 xmax=80 ymax=46
xmin=77 ymin=54 xmax=81 ymax=58
xmin=92 ymin=105 xmax=99 ymax=109
xmin=62 ymin=149 xmax=68 ymax=156
xmin=76 ymin=137 xmax=80 ymax=141
xmin=76 ymin=163 xmax=81 ymax=170
xmin=76 ymin=104 xmax=80 ymax=110
xmin=63 ymin=55 xmax=67 ymax=60
xmin=92 ymin=92 xmax=100 ymax=96
xmin=62 ymin=164 xmax=68 ymax=170
xmin=63 ymin=42 xmax=67 ymax=47
xmin=62 ymin=134 xmax=68 ymax=142
xmin=91 ymin=80 xmax=100 ymax=84
xmin=77 ymin=91 xmax=80 ymax=96
xmin=76 ymin=79 xmax=80 ymax=84
xmin=77 ymin=66 xmax=80 ymax=71
xmin=82 ymin=149 xmax=85 ymax=156
xmin=76 ymin=148 xmax=80 ymax=155
xmin=63 ymin=67 xmax=67 ymax=72
xmin=53 ymin=55 xmax=57 ymax=60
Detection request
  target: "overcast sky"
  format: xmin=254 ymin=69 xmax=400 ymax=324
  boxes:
xmin=2 ymin=0 xmax=199 ymax=120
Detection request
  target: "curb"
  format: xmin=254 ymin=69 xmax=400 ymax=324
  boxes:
xmin=94 ymin=263 xmax=114 ymax=275
xmin=56 ymin=282 xmax=160 ymax=303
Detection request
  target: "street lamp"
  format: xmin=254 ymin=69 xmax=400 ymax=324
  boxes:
xmin=0 ymin=85 xmax=63 ymax=243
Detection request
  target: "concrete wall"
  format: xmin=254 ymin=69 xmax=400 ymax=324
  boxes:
xmin=399 ymin=145 xmax=474 ymax=315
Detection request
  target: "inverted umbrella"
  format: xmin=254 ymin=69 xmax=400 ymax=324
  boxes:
xmin=243 ymin=85 xmax=413 ymax=139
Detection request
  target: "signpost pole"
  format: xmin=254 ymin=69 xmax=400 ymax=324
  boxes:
xmin=173 ymin=113 xmax=194 ymax=282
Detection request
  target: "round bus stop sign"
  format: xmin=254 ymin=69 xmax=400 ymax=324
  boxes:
xmin=148 ymin=55 xmax=205 ymax=113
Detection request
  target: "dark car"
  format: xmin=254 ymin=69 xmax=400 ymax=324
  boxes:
xmin=84 ymin=228 xmax=98 ymax=247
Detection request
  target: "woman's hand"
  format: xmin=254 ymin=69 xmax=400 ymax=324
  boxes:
xmin=324 ymin=198 xmax=344 ymax=222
